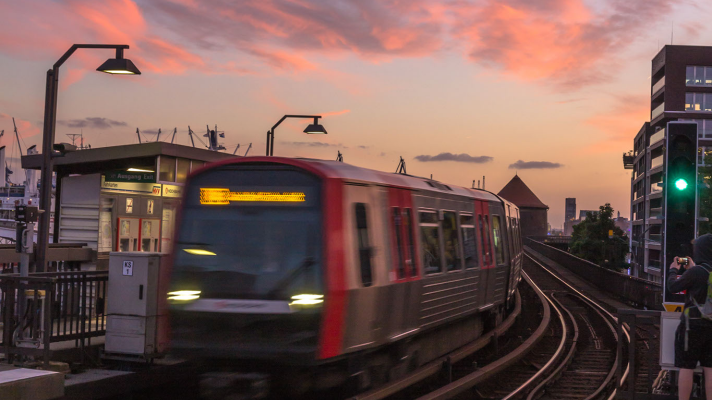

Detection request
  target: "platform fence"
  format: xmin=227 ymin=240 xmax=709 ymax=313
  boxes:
xmin=525 ymin=238 xmax=663 ymax=310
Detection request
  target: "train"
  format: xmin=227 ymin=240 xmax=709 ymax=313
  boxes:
xmin=166 ymin=157 xmax=524 ymax=394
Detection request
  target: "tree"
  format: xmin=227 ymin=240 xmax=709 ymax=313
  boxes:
xmin=569 ymin=203 xmax=629 ymax=271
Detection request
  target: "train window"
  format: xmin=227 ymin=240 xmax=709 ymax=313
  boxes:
xmin=392 ymin=208 xmax=406 ymax=279
xmin=460 ymin=214 xmax=478 ymax=269
xmin=355 ymin=203 xmax=373 ymax=287
xmin=492 ymin=216 xmax=505 ymax=265
xmin=442 ymin=211 xmax=461 ymax=271
xmin=403 ymin=208 xmax=417 ymax=277
xmin=419 ymin=210 xmax=442 ymax=274
xmin=479 ymin=215 xmax=491 ymax=265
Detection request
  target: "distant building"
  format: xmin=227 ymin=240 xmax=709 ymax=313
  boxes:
xmin=579 ymin=210 xmax=599 ymax=220
xmin=565 ymin=198 xmax=576 ymax=222
xmin=624 ymin=45 xmax=712 ymax=283
xmin=498 ymin=175 xmax=549 ymax=237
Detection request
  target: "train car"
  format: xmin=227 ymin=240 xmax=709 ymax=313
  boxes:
xmin=166 ymin=157 xmax=523 ymax=393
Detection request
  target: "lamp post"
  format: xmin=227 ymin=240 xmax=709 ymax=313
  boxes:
xmin=35 ymin=44 xmax=140 ymax=272
xmin=265 ymin=115 xmax=327 ymax=156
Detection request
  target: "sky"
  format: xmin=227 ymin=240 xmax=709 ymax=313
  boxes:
xmin=0 ymin=0 xmax=710 ymax=228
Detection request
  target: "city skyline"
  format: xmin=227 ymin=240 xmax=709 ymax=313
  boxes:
xmin=1 ymin=0 xmax=710 ymax=227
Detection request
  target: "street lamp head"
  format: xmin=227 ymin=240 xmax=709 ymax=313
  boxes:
xmin=96 ymin=48 xmax=141 ymax=75
xmin=304 ymin=118 xmax=327 ymax=134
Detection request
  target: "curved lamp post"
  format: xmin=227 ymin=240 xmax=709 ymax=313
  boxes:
xmin=36 ymin=44 xmax=140 ymax=271
xmin=265 ymin=115 xmax=327 ymax=156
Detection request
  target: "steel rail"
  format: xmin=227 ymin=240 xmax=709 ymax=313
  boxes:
xmin=499 ymin=273 xmax=567 ymax=400
xmin=415 ymin=271 xmax=556 ymax=400
xmin=526 ymin=292 xmax=580 ymax=400
xmin=524 ymin=252 xmax=630 ymax=400
xmin=351 ymin=289 xmax=522 ymax=400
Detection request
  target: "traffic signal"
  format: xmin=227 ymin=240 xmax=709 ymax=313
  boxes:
xmin=664 ymin=121 xmax=698 ymax=307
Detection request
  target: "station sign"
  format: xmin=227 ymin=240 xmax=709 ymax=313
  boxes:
xmin=162 ymin=184 xmax=183 ymax=198
xmin=104 ymin=170 xmax=156 ymax=183
xmin=101 ymin=176 xmax=162 ymax=196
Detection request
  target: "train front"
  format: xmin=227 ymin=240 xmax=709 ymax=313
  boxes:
xmin=168 ymin=160 xmax=329 ymax=369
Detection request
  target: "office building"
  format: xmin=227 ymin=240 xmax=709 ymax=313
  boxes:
xmin=625 ymin=45 xmax=712 ymax=282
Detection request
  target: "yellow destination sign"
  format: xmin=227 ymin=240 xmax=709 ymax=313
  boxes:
xmin=200 ymin=188 xmax=305 ymax=205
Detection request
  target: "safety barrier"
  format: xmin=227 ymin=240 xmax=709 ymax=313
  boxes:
xmin=525 ymin=238 xmax=663 ymax=310
xmin=0 ymin=270 xmax=108 ymax=366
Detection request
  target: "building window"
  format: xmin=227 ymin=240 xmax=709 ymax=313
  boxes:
xmin=176 ymin=158 xmax=191 ymax=183
xmin=686 ymin=66 xmax=712 ymax=87
xmin=419 ymin=210 xmax=442 ymax=274
xmin=685 ymin=92 xmax=712 ymax=112
xmin=680 ymin=119 xmax=712 ymax=139
xmin=159 ymin=156 xmax=176 ymax=182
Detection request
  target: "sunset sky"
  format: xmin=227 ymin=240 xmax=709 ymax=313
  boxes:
xmin=1 ymin=0 xmax=710 ymax=227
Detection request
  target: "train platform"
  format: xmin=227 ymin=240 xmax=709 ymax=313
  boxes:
xmin=0 ymin=364 xmax=64 ymax=400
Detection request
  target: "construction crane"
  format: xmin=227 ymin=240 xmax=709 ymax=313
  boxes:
xmin=12 ymin=118 xmax=23 ymax=155
xmin=203 ymin=125 xmax=226 ymax=151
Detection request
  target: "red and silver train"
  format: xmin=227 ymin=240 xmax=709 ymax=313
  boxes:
xmin=167 ymin=157 xmax=523 ymax=391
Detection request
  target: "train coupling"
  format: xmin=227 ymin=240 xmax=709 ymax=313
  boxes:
xmin=199 ymin=372 xmax=270 ymax=399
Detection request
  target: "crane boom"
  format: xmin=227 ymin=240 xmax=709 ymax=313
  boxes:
xmin=12 ymin=118 xmax=23 ymax=155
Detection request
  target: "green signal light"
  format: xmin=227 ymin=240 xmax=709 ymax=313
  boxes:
xmin=675 ymin=178 xmax=689 ymax=190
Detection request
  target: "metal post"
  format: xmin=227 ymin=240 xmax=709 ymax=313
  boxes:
xmin=36 ymin=69 xmax=57 ymax=273
xmin=269 ymin=129 xmax=275 ymax=156
xmin=265 ymin=131 xmax=270 ymax=156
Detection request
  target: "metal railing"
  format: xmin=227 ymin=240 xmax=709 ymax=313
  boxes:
xmin=614 ymin=309 xmax=677 ymax=399
xmin=0 ymin=270 xmax=107 ymax=365
xmin=525 ymin=238 xmax=663 ymax=310
xmin=0 ymin=243 xmax=93 ymax=274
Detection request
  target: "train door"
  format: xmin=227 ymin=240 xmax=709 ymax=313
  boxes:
xmin=475 ymin=201 xmax=495 ymax=307
xmin=343 ymin=184 xmax=384 ymax=350
xmin=386 ymin=188 xmax=420 ymax=339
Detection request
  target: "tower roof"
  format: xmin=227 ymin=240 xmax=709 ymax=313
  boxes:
xmin=497 ymin=175 xmax=549 ymax=209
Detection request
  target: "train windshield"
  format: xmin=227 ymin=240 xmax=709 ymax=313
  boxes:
xmin=171 ymin=165 xmax=322 ymax=300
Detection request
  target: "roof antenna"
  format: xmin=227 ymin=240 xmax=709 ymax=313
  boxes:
xmin=478 ymin=180 xmax=480 ymax=189
xmin=430 ymin=174 xmax=433 ymax=180
xmin=244 ymin=143 xmax=252 ymax=156
xmin=233 ymin=144 xmax=241 ymax=155
xmin=483 ymin=176 xmax=485 ymax=190
xmin=155 ymin=128 xmax=162 ymax=142
xmin=187 ymin=126 xmax=196 ymax=147
xmin=170 ymin=127 xmax=177 ymax=144
xmin=472 ymin=180 xmax=476 ymax=189
xmin=396 ymin=156 xmax=407 ymax=174
xmin=136 ymin=128 xmax=142 ymax=144
xmin=336 ymin=151 xmax=343 ymax=162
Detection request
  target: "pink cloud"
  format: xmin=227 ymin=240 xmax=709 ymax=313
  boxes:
xmin=0 ymin=0 xmax=689 ymax=92
xmin=585 ymin=94 xmax=650 ymax=153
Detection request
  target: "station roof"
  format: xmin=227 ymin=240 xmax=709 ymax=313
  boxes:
xmin=21 ymin=142 xmax=237 ymax=175
xmin=497 ymin=174 xmax=549 ymax=209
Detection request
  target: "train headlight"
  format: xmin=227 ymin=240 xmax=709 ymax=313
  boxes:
xmin=290 ymin=294 xmax=324 ymax=305
xmin=168 ymin=290 xmax=201 ymax=301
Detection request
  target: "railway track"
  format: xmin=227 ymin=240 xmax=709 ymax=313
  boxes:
xmin=350 ymin=253 xmax=632 ymax=400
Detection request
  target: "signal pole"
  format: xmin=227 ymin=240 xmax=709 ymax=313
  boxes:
xmin=663 ymin=121 xmax=698 ymax=310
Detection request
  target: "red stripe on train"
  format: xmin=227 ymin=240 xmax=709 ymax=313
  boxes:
xmin=318 ymin=178 xmax=347 ymax=359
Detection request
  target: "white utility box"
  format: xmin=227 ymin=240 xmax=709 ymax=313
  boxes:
xmin=104 ymin=252 xmax=169 ymax=359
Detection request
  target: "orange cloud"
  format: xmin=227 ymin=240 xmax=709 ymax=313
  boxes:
xmin=585 ymin=94 xmax=650 ymax=153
